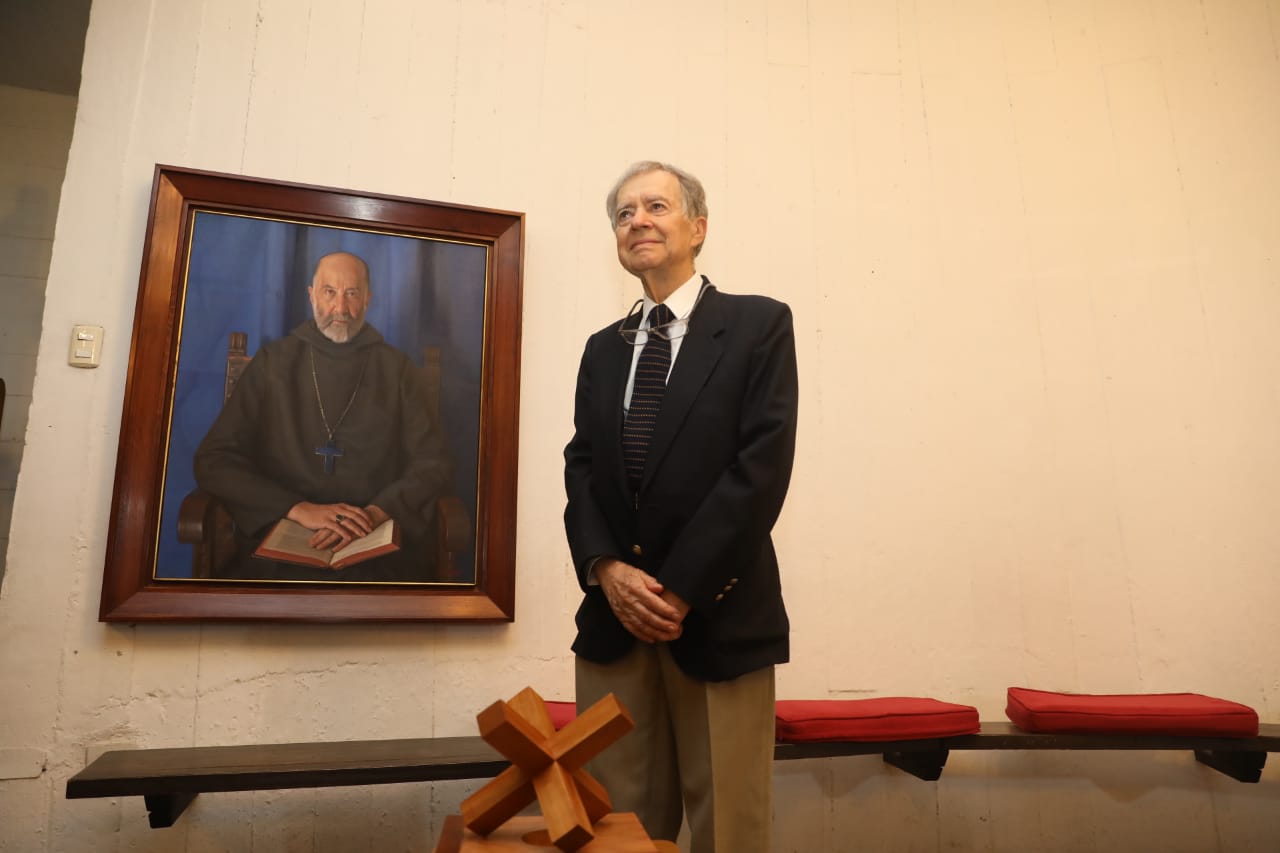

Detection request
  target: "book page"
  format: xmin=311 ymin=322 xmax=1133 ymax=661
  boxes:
xmin=332 ymin=520 xmax=397 ymax=562
xmin=258 ymin=518 xmax=334 ymax=563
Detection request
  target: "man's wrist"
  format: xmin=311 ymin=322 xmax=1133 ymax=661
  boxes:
xmin=586 ymin=556 xmax=625 ymax=586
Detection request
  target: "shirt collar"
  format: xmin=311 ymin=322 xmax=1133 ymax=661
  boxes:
xmin=641 ymin=272 xmax=703 ymax=328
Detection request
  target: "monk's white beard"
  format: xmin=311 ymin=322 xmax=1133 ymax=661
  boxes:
xmin=317 ymin=316 xmax=364 ymax=343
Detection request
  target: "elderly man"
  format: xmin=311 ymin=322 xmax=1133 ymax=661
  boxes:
xmin=564 ymin=162 xmax=799 ymax=852
xmin=195 ymin=251 xmax=452 ymax=582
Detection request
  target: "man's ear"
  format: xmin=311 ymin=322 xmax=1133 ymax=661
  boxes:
xmin=691 ymin=216 xmax=707 ymax=249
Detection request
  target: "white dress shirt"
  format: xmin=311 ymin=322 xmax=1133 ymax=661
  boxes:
xmin=623 ymin=272 xmax=704 ymax=411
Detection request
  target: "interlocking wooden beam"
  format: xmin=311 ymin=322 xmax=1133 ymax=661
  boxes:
xmin=460 ymin=688 xmax=634 ymax=852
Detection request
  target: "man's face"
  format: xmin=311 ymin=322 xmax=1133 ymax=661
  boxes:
xmin=613 ymin=169 xmax=706 ymax=281
xmin=309 ymin=255 xmax=371 ymax=343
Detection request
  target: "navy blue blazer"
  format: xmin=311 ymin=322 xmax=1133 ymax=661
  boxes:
xmin=564 ymin=281 xmax=799 ymax=682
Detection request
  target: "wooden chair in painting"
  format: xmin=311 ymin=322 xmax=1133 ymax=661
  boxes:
xmin=177 ymin=332 xmax=472 ymax=580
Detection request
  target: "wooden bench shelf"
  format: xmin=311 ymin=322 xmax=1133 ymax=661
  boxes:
xmin=66 ymin=723 xmax=1280 ymax=829
xmin=66 ymin=736 xmax=508 ymax=828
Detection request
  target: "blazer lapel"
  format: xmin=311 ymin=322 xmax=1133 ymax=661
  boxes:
xmin=606 ymin=309 xmax=642 ymax=489
xmin=641 ymin=284 xmax=725 ymax=488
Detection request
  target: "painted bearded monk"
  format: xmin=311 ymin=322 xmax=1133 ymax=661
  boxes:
xmin=194 ymin=251 xmax=453 ymax=582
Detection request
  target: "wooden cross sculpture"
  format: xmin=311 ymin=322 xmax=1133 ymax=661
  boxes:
xmin=459 ymin=687 xmax=636 ymax=851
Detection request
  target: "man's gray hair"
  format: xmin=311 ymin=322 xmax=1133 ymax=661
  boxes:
xmin=605 ymin=160 xmax=709 ymax=233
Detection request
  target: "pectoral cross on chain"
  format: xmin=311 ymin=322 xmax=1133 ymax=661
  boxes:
xmin=309 ymin=346 xmax=369 ymax=476
xmin=315 ymin=439 xmax=344 ymax=474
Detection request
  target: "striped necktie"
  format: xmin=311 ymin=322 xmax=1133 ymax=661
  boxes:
xmin=622 ymin=304 xmax=674 ymax=491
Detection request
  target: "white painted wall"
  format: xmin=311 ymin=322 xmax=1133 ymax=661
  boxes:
xmin=0 ymin=1 xmax=1277 ymax=850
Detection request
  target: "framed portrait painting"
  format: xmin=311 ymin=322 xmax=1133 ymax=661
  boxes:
xmin=99 ymin=166 xmax=522 ymax=622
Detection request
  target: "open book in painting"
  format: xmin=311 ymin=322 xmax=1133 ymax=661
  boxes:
xmin=254 ymin=518 xmax=400 ymax=570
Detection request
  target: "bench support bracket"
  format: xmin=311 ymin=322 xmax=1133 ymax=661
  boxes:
xmin=144 ymin=792 xmax=198 ymax=828
xmin=1194 ymin=749 xmax=1266 ymax=783
xmin=883 ymin=748 xmax=949 ymax=781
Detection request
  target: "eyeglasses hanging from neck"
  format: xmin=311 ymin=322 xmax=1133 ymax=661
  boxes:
xmin=616 ymin=280 xmax=710 ymax=346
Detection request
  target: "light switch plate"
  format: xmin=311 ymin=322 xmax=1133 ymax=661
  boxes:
xmin=68 ymin=324 xmax=104 ymax=368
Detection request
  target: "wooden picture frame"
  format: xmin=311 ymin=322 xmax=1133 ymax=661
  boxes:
xmin=99 ymin=165 xmax=522 ymax=622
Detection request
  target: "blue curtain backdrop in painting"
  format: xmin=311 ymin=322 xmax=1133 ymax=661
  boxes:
xmin=156 ymin=211 xmax=486 ymax=580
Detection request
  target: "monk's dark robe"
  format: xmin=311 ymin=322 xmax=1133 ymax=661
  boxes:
xmin=194 ymin=321 xmax=453 ymax=583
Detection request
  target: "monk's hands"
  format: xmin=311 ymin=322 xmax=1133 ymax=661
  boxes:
xmin=596 ymin=559 xmax=689 ymax=643
xmin=362 ymin=504 xmax=390 ymax=530
xmin=287 ymin=501 xmax=375 ymax=551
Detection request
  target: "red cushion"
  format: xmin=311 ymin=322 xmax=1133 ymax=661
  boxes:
xmin=1005 ymin=687 xmax=1259 ymax=737
xmin=775 ymin=697 xmax=980 ymax=743
xmin=545 ymin=701 xmax=577 ymax=731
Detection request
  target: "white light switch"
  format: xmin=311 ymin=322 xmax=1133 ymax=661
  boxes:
xmin=68 ymin=324 xmax=104 ymax=368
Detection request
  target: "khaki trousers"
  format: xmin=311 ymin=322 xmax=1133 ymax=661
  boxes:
xmin=575 ymin=644 xmax=775 ymax=853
